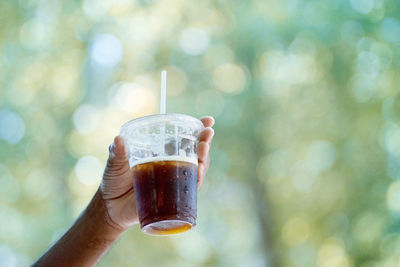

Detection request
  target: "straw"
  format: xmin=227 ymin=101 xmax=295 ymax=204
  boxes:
xmin=160 ymin=70 xmax=167 ymax=156
xmin=160 ymin=70 xmax=167 ymax=114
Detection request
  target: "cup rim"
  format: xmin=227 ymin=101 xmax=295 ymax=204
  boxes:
xmin=120 ymin=113 xmax=204 ymax=133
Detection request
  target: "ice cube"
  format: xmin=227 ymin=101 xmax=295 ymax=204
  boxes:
xmin=164 ymin=138 xmax=178 ymax=156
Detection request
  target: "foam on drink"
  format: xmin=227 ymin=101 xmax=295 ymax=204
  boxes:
xmin=131 ymin=156 xmax=198 ymax=167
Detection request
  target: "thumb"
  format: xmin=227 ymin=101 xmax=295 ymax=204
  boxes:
xmin=107 ymin=136 xmax=129 ymax=169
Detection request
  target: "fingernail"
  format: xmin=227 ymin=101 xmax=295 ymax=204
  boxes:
xmin=109 ymin=143 xmax=116 ymax=157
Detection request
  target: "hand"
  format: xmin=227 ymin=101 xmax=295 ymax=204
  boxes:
xmin=100 ymin=116 xmax=215 ymax=231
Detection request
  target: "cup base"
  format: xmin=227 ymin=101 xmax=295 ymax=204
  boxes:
xmin=141 ymin=220 xmax=194 ymax=236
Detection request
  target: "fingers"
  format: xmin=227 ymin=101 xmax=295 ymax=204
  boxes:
xmin=198 ymin=164 xmax=206 ymax=189
xmin=198 ymin=127 xmax=214 ymax=165
xmin=197 ymin=122 xmax=214 ymax=189
xmin=197 ymin=142 xmax=210 ymax=189
xmin=200 ymin=116 xmax=215 ymax=128
xmin=199 ymin=127 xmax=215 ymax=143
xmin=198 ymin=141 xmax=210 ymax=165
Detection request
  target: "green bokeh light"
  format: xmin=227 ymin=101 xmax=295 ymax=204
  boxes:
xmin=1 ymin=0 xmax=400 ymax=266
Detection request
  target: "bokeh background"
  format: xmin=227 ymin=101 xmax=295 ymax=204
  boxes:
xmin=1 ymin=0 xmax=400 ymax=266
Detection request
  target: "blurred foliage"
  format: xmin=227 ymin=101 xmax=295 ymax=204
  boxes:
xmin=1 ymin=0 xmax=400 ymax=266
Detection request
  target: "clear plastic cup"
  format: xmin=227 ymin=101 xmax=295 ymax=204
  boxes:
xmin=120 ymin=113 xmax=204 ymax=235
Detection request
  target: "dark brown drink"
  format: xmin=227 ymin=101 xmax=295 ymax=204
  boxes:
xmin=132 ymin=160 xmax=197 ymax=235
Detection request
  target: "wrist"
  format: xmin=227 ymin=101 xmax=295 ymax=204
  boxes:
xmin=85 ymin=189 xmax=126 ymax=238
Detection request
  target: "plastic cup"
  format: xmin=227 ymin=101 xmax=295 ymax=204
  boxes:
xmin=120 ymin=113 xmax=204 ymax=235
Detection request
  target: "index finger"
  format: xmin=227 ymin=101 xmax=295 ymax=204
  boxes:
xmin=200 ymin=116 xmax=215 ymax=128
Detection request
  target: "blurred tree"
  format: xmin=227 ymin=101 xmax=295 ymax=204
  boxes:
xmin=1 ymin=0 xmax=400 ymax=266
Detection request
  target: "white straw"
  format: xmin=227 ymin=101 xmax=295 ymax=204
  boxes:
xmin=160 ymin=70 xmax=167 ymax=114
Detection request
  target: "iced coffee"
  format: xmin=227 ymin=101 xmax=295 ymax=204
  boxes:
xmin=120 ymin=113 xmax=203 ymax=235
xmin=132 ymin=159 xmax=197 ymax=235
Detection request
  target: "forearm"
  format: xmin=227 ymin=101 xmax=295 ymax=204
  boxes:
xmin=33 ymin=189 xmax=124 ymax=267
